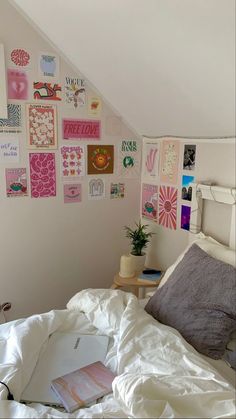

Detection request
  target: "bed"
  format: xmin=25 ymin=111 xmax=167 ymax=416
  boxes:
xmin=0 ymin=184 xmax=235 ymax=418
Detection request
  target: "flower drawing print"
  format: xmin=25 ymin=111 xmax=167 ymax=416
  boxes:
xmin=159 ymin=185 xmax=178 ymax=230
xmin=27 ymin=104 xmax=57 ymax=149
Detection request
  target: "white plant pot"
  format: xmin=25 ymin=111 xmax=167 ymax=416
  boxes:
xmin=129 ymin=253 xmax=146 ymax=274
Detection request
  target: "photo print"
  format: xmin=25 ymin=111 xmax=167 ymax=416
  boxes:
xmin=181 ymin=205 xmax=191 ymax=231
xmin=110 ymin=183 xmax=125 ymax=199
xmin=183 ymin=144 xmax=196 ymax=171
xmin=181 ymin=175 xmax=194 ymax=201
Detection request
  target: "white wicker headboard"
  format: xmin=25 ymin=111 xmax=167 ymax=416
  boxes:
xmin=190 ymin=184 xmax=236 ymax=249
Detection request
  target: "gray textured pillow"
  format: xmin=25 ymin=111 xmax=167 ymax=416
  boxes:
xmin=145 ymin=244 xmax=236 ymax=359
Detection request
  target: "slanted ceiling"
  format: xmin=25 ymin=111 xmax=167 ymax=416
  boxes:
xmin=12 ymin=0 xmax=235 ymax=137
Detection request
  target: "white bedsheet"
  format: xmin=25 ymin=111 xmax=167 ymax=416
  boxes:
xmin=0 ymin=289 xmax=235 ymax=418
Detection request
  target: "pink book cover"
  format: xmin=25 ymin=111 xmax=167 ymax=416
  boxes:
xmin=51 ymin=361 xmax=116 ymax=413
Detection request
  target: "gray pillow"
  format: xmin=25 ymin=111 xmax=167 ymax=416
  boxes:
xmin=145 ymin=244 xmax=236 ymax=359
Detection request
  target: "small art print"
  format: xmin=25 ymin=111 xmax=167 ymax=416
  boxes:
xmin=26 ymin=104 xmax=57 ymax=149
xmin=39 ymin=52 xmax=59 ymax=80
xmin=142 ymin=140 xmax=159 ymax=180
xmin=8 ymin=68 xmax=28 ymax=100
xmin=88 ymin=178 xmax=105 ymax=200
xmin=33 ymin=82 xmax=62 ymax=101
xmin=65 ymin=77 xmax=86 ymax=108
xmin=64 ymin=184 xmax=81 ymax=203
xmin=141 ymin=183 xmax=158 ymax=220
xmin=160 ymin=139 xmax=180 ymax=185
xmin=63 ymin=118 xmax=101 ymax=140
xmin=181 ymin=205 xmax=191 ymax=231
xmin=29 ymin=153 xmax=56 ymax=198
xmin=60 ymin=145 xmax=85 ymax=178
xmin=159 ymin=185 xmax=178 ymax=230
xmin=0 ymin=137 xmax=19 ymax=162
xmin=5 ymin=168 xmax=28 ymax=197
xmin=10 ymin=48 xmax=30 ymax=67
xmin=0 ymin=104 xmax=21 ymax=132
xmin=182 ymin=175 xmax=194 ymax=201
xmin=87 ymin=145 xmax=114 ymax=175
xmin=88 ymin=96 xmax=102 ymax=116
xmin=183 ymin=144 xmax=196 ymax=171
xmin=110 ymin=183 xmax=125 ymax=199
xmin=118 ymin=140 xmax=141 ymax=178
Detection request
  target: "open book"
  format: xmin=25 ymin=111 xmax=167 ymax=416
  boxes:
xmin=51 ymin=361 xmax=116 ymax=413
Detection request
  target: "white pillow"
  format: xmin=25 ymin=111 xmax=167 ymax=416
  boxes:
xmin=159 ymin=232 xmax=236 ymax=289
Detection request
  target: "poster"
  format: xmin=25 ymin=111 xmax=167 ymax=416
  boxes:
xmin=160 ymin=139 xmax=180 ymax=185
xmin=110 ymin=183 xmax=125 ymax=199
xmin=181 ymin=205 xmax=191 ymax=231
xmin=10 ymin=48 xmax=31 ymax=67
xmin=88 ymin=178 xmax=105 ymax=200
xmin=60 ymin=145 xmax=85 ymax=178
xmin=87 ymin=145 xmax=114 ymax=174
xmin=29 ymin=153 xmax=56 ymax=198
xmin=26 ymin=104 xmax=57 ymax=149
xmin=63 ymin=118 xmax=101 ymax=139
xmin=64 ymin=77 xmax=86 ymax=108
xmin=38 ymin=52 xmax=59 ymax=80
xmin=118 ymin=139 xmax=141 ymax=177
xmin=142 ymin=139 xmax=159 ymax=180
xmin=183 ymin=144 xmax=196 ymax=170
xmin=182 ymin=175 xmax=194 ymax=201
xmin=141 ymin=183 xmax=158 ymax=220
xmin=0 ymin=44 xmax=7 ymax=118
xmin=7 ymin=68 xmax=28 ymax=100
xmin=159 ymin=185 xmax=178 ymax=230
xmin=5 ymin=168 xmax=28 ymax=197
xmin=33 ymin=82 xmax=62 ymax=101
xmin=64 ymin=184 xmax=81 ymax=203
xmin=0 ymin=137 xmax=19 ymax=162
xmin=88 ymin=96 xmax=102 ymax=116
xmin=0 ymin=104 xmax=21 ymax=133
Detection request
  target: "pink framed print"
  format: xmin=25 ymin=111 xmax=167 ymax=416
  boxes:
xmin=29 ymin=152 xmax=56 ymax=198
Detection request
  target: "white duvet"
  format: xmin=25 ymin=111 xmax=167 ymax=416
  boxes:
xmin=0 ymin=289 xmax=235 ymax=418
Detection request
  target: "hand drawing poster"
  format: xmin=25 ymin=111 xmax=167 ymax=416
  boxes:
xmin=181 ymin=205 xmax=191 ymax=231
xmin=38 ymin=52 xmax=59 ymax=80
xmin=142 ymin=139 xmax=159 ymax=180
xmin=0 ymin=44 xmax=8 ymax=118
xmin=159 ymin=185 xmax=178 ymax=230
xmin=160 ymin=139 xmax=180 ymax=185
xmin=64 ymin=184 xmax=81 ymax=203
xmin=87 ymin=145 xmax=114 ymax=174
xmin=183 ymin=144 xmax=196 ymax=171
xmin=0 ymin=137 xmax=19 ymax=162
xmin=182 ymin=175 xmax=194 ymax=201
xmin=33 ymin=82 xmax=62 ymax=101
xmin=29 ymin=153 xmax=56 ymax=198
xmin=110 ymin=183 xmax=125 ymax=199
xmin=60 ymin=145 xmax=85 ymax=178
xmin=26 ymin=104 xmax=57 ymax=149
xmin=88 ymin=96 xmax=102 ymax=116
xmin=10 ymin=48 xmax=31 ymax=68
xmin=141 ymin=183 xmax=158 ymax=221
xmin=65 ymin=77 xmax=86 ymax=108
xmin=88 ymin=178 xmax=105 ymax=200
xmin=5 ymin=168 xmax=28 ymax=197
xmin=118 ymin=140 xmax=141 ymax=178
xmin=8 ymin=69 xmax=29 ymax=100
xmin=0 ymin=104 xmax=21 ymax=133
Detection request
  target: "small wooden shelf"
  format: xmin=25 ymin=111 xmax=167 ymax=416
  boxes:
xmin=111 ymin=273 xmax=162 ymax=298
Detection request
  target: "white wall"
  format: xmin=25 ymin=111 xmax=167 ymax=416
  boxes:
xmin=0 ymin=1 xmax=141 ymax=320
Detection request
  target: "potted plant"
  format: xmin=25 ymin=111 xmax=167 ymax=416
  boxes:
xmin=124 ymin=221 xmax=154 ymax=273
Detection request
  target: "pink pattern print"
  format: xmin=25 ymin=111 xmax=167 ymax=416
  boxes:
xmin=8 ymin=69 xmax=28 ymax=100
xmin=159 ymin=185 xmax=178 ymax=230
xmin=29 ymin=153 xmax=56 ymax=198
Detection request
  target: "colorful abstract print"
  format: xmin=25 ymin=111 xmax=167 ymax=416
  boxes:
xmin=29 ymin=153 xmax=56 ymax=198
xmin=159 ymin=185 xmax=178 ymax=230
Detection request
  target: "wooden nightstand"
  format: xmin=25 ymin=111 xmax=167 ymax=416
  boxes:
xmin=111 ymin=273 xmax=162 ymax=298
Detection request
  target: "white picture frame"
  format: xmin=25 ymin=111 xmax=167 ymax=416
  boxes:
xmin=0 ymin=44 xmax=8 ymax=118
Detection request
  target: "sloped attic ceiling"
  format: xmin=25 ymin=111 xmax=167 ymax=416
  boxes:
xmin=12 ymin=0 xmax=235 ymax=137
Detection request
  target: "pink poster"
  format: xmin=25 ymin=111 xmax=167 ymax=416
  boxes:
xmin=64 ymin=184 xmax=81 ymax=203
xmin=26 ymin=104 xmax=57 ymax=149
xmin=63 ymin=118 xmax=101 ymax=139
xmin=29 ymin=153 xmax=56 ymax=198
xmin=159 ymin=185 xmax=178 ymax=230
xmin=141 ymin=183 xmax=158 ymax=220
xmin=8 ymin=68 xmax=28 ymax=100
xmin=60 ymin=145 xmax=85 ymax=178
xmin=160 ymin=139 xmax=180 ymax=185
xmin=5 ymin=168 xmax=28 ymax=197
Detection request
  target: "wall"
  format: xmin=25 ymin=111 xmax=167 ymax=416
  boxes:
xmin=0 ymin=1 xmax=141 ymax=321
xmin=143 ymin=138 xmax=236 ymax=271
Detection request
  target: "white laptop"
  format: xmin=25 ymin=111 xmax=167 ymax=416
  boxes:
xmin=21 ymin=332 xmax=109 ymax=406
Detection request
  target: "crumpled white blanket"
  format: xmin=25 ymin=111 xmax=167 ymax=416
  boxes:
xmin=0 ymin=289 xmax=235 ymax=418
